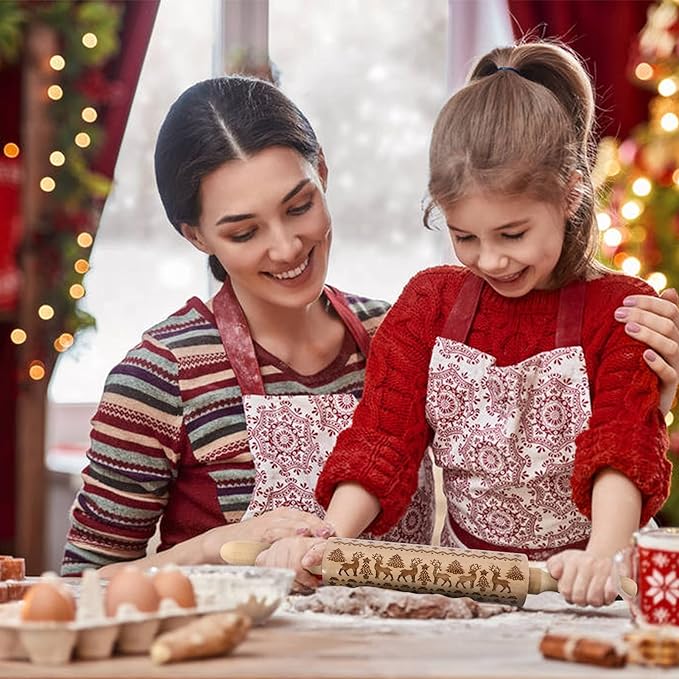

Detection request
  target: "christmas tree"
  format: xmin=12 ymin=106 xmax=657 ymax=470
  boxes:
xmin=594 ymin=0 xmax=679 ymax=525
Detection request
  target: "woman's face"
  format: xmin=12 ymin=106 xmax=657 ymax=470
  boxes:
xmin=184 ymin=146 xmax=331 ymax=312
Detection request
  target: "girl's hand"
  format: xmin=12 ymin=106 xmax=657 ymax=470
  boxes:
xmin=254 ymin=536 xmax=327 ymax=591
xmin=615 ymin=288 xmax=679 ymax=414
xmin=546 ymin=549 xmax=617 ymax=607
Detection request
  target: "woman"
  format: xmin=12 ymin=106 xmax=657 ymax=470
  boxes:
xmin=61 ymin=75 xmax=679 ymax=576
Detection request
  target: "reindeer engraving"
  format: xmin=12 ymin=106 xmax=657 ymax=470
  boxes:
xmin=338 ymin=551 xmax=363 ymax=577
xmin=489 ymin=565 xmax=511 ymax=593
xmin=373 ymin=554 xmax=394 ymax=581
xmin=431 ymin=559 xmax=452 ymax=587
xmin=397 ymin=557 xmax=422 ymax=583
xmin=455 ymin=563 xmax=480 ymax=589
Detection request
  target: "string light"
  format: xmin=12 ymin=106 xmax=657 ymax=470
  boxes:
xmin=603 ymin=228 xmax=623 ymax=247
xmin=605 ymin=160 xmax=621 ymax=177
xmin=58 ymin=333 xmax=74 ymax=349
xmin=74 ymin=132 xmax=91 ymax=148
xmin=596 ymin=212 xmax=612 ymax=231
xmin=39 ymin=177 xmax=56 ymax=192
xmin=69 ymin=284 xmax=85 ymax=299
xmin=631 ymin=177 xmax=652 ymax=196
xmin=660 ymin=112 xmax=679 ymax=132
xmin=9 ymin=329 xmax=27 ymax=345
xmin=54 ymin=333 xmax=75 ymax=353
xmin=81 ymin=107 xmax=98 ymax=123
xmin=647 ymin=272 xmax=668 ymax=292
xmin=658 ymin=77 xmax=678 ymax=97
xmin=613 ymin=252 xmax=628 ymax=268
xmin=49 ymin=151 xmax=65 ymax=167
xmin=673 ymin=169 xmax=679 ymax=186
xmin=38 ymin=304 xmax=55 ymax=320
xmin=47 ymin=85 xmax=63 ymax=100
xmin=667 ymin=412 xmax=675 ymax=427
xmin=82 ymin=33 xmax=98 ymax=48
xmin=49 ymin=55 xmax=66 ymax=71
xmin=621 ymin=256 xmax=642 ymax=276
xmin=621 ymin=200 xmax=643 ymax=220
xmin=28 ymin=361 xmax=46 ymax=381
xmin=635 ymin=62 xmax=653 ymax=81
xmin=74 ymin=259 xmax=90 ymax=274
xmin=3 ymin=143 xmax=19 ymax=158
xmin=77 ymin=232 xmax=93 ymax=248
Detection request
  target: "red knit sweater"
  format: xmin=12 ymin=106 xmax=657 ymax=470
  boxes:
xmin=316 ymin=266 xmax=671 ymax=538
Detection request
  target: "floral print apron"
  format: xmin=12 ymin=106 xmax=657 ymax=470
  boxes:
xmin=214 ymin=282 xmax=434 ymax=545
xmin=425 ymin=275 xmax=592 ymax=560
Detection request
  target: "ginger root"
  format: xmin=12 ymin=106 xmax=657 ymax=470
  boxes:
xmin=150 ymin=612 xmax=250 ymax=664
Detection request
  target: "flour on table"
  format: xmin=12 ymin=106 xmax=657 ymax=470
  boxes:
xmin=287 ymin=586 xmax=513 ymax=619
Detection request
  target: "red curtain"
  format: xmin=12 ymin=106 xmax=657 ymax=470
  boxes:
xmin=0 ymin=0 xmax=158 ymax=547
xmin=93 ymin=0 xmax=159 ymax=177
xmin=507 ymin=0 xmax=653 ymax=140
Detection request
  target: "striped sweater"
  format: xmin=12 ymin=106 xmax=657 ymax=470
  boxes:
xmin=61 ymin=289 xmax=390 ymax=575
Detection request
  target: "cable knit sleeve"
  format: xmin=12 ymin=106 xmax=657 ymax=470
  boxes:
xmin=572 ymin=281 xmax=671 ymax=526
xmin=317 ymin=271 xmax=450 ymax=534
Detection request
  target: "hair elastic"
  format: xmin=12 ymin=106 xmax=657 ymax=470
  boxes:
xmin=496 ymin=66 xmax=522 ymax=75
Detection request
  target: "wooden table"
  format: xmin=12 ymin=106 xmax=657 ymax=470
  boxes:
xmin=0 ymin=594 xmax=666 ymax=678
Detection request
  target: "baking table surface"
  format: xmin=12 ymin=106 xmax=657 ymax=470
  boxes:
xmin=0 ymin=593 xmax=666 ymax=679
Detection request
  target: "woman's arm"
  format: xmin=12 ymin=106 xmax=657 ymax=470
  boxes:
xmin=615 ymin=288 xmax=679 ymax=414
xmin=99 ymin=507 xmax=330 ymax=577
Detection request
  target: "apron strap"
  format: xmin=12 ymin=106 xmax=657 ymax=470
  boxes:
xmin=213 ymin=279 xmax=266 ymax=396
xmin=555 ymin=280 xmax=586 ymax=348
xmin=213 ymin=281 xmax=373 ymax=396
xmin=324 ymin=286 xmax=372 ymax=358
xmin=440 ymin=273 xmax=484 ymax=343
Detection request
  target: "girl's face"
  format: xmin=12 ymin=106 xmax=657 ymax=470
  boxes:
xmin=444 ymin=192 xmax=566 ymax=297
xmin=183 ymin=146 xmax=331 ymax=312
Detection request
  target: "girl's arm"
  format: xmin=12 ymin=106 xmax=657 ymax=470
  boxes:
xmin=547 ymin=468 xmax=641 ymax=607
xmin=323 ymin=482 xmax=382 ymax=537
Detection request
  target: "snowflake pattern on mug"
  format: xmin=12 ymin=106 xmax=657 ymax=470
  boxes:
xmin=640 ymin=546 xmax=679 ymax=625
xmin=427 ymin=338 xmax=592 ymax=551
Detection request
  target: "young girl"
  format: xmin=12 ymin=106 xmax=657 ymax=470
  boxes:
xmin=258 ymin=41 xmax=674 ymax=606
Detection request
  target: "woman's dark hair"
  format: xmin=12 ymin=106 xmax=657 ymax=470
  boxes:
xmin=154 ymin=76 xmax=321 ymax=281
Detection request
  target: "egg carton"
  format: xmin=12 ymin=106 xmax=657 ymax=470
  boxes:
xmin=0 ymin=565 xmax=293 ymax=666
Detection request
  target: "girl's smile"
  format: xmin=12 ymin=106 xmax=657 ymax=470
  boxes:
xmin=444 ymin=192 xmax=567 ymax=297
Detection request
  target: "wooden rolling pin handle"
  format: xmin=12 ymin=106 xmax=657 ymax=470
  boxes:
xmin=528 ymin=566 xmax=637 ymax=598
xmin=219 ymin=540 xmax=322 ymax=575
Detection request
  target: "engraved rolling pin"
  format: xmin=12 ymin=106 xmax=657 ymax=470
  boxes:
xmin=220 ymin=537 xmax=636 ymax=607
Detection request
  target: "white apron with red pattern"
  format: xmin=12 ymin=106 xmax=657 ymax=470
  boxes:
xmin=214 ymin=281 xmax=434 ymax=545
xmin=425 ymin=275 xmax=592 ymax=560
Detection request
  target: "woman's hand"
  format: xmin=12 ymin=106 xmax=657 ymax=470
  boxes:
xmin=546 ymin=549 xmax=617 ymax=607
xmin=615 ymin=288 xmax=679 ymax=414
xmin=201 ymin=507 xmax=331 ymax=563
xmin=254 ymin=536 xmax=327 ymax=591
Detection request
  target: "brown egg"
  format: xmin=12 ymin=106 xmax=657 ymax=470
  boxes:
xmin=21 ymin=582 xmax=76 ymax=622
xmin=152 ymin=569 xmax=196 ymax=608
xmin=105 ymin=565 xmax=160 ymax=617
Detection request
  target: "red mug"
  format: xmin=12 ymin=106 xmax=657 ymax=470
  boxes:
xmin=614 ymin=527 xmax=679 ymax=628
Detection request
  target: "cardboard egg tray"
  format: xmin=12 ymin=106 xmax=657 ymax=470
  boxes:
xmin=0 ymin=565 xmax=293 ymax=666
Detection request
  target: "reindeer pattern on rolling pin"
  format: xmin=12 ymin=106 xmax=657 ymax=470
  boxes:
xmin=322 ymin=538 xmax=530 ymax=606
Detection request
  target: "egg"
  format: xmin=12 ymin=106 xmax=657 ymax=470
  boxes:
xmin=22 ymin=582 xmax=76 ymax=622
xmin=152 ymin=569 xmax=196 ymax=608
xmin=105 ymin=565 xmax=160 ymax=617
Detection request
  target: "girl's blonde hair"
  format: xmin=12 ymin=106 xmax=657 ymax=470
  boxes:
xmin=426 ymin=40 xmax=602 ymax=286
